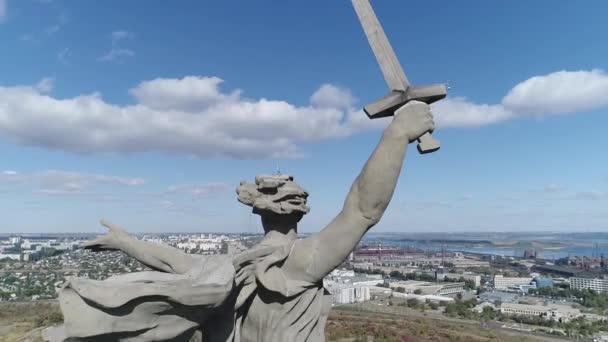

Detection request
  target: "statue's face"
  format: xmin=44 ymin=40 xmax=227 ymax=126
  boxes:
xmin=236 ymin=174 xmax=309 ymax=216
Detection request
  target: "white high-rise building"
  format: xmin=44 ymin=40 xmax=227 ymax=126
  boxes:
xmin=570 ymin=277 xmax=608 ymax=293
xmin=327 ymin=284 xmax=370 ymax=304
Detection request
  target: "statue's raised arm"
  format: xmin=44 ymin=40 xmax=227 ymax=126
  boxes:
xmin=284 ymin=100 xmax=435 ymax=282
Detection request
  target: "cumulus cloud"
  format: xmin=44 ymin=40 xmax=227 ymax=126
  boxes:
xmin=0 ymin=169 xmax=145 ymax=194
xmin=427 ymin=69 xmax=608 ymax=128
xmin=0 ymin=77 xmax=363 ymax=158
xmin=503 ymin=69 xmax=608 ymax=115
xmin=310 ymin=84 xmax=357 ymax=110
xmin=129 ymin=76 xmax=239 ymax=111
xmin=431 ymin=97 xmax=512 ymax=128
xmin=0 ymin=69 xmax=606 ymax=159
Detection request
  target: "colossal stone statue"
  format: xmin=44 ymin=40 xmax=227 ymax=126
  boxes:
xmin=42 ymin=100 xmax=435 ymax=342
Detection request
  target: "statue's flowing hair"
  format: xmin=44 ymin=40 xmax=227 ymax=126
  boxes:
xmin=236 ymin=174 xmax=310 ymax=215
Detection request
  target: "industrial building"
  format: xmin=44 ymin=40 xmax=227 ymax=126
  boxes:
xmin=387 ymin=280 xmax=465 ymax=296
xmin=492 ymin=275 xmax=533 ymax=290
xmin=500 ymin=303 xmax=582 ymax=322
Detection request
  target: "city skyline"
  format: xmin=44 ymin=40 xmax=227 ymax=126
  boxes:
xmin=0 ymin=1 xmax=607 ymax=233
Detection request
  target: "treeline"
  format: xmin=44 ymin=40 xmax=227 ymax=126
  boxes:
xmin=443 ymin=297 xmax=608 ymax=337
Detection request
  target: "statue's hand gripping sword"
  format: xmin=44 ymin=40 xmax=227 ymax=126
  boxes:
xmin=352 ymin=0 xmax=446 ymax=154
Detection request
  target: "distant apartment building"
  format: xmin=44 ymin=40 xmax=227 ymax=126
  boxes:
xmin=324 ymin=268 xmax=380 ymax=304
xmin=569 ymin=277 xmax=608 ymax=293
xmin=492 ymin=275 xmax=533 ymax=290
xmin=327 ymin=284 xmax=371 ymax=304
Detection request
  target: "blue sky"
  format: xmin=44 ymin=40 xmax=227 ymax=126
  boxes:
xmin=0 ymin=0 xmax=607 ymax=233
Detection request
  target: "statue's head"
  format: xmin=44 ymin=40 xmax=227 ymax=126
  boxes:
xmin=236 ymin=174 xmax=309 ymax=223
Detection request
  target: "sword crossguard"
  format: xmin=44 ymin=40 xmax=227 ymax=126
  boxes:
xmin=363 ymin=84 xmax=447 ymax=119
xmin=364 ymin=84 xmax=446 ymax=154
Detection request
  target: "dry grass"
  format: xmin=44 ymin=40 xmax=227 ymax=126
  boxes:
xmin=325 ymin=308 xmax=562 ymax=342
xmin=0 ymin=302 xmax=62 ymax=342
xmin=0 ymin=302 xmax=564 ymax=342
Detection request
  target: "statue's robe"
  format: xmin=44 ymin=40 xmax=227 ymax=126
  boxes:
xmin=43 ymin=239 xmax=331 ymax=342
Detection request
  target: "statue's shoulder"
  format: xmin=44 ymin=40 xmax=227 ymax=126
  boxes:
xmin=190 ymin=254 xmax=236 ymax=283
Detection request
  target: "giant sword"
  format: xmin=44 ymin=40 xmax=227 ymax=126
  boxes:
xmin=352 ymin=0 xmax=446 ymax=154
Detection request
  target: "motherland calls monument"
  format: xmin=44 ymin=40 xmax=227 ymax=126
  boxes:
xmin=43 ymin=1 xmax=447 ymax=341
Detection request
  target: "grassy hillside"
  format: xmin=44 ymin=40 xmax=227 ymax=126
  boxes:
xmin=0 ymin=302 xmax=566 ymax=342
xmin=0 ymin=302 xmax=62 ymax=342
xmin=326 ymin=308 xmax=563 ymax=342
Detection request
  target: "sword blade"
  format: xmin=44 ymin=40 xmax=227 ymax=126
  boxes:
xmin=352 ymin=0 xmax=409 ymax=92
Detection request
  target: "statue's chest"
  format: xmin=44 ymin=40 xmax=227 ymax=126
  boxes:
xmin=237 ymin=285 xmax=330 ymax=342
xmin=241 ymin=286 xmax=294 ymax=333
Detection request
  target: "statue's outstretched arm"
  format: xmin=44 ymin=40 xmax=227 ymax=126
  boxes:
xmin=286 ymin=101 xmax=434 ymax=282
xmin=82 ymin=219 xmax=195 ymax=274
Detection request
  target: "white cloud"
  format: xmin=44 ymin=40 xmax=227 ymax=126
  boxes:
xmin=0 ymin=0 xmax=6 ymax=23
xmin=0 ymin=69 xmax=606 ymax=159
xmin=99 ymin=30 xmax=135 ymax=62
xmin=503 ymin=69 xmax=608 ymax=115
xmin=0 ymin=77 xmax=363 ymax=158
xmin=165 ymin=183 xmax=231 ymax=196
xmin=111 ymin=30 xmax=134 ymax=44
xmin=130 ymin=76 xmax=238 ymax=111
xmin=98 ymin=48 xmax=135 ymax=62
xmin=428 ymin=69 xmax=608 ymax=128
xmin=35 ymin=78 xmax=53 ymax=94
xmin=310 ymin=84 xmax=357 ymax=110
xmin=0 ymin=169 xmax=145 ymax=194
xmin=431 ymin=97 xmax=512 ymax=128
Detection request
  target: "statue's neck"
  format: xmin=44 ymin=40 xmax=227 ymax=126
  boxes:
xmin=262 ymin=227 xmax=297 ymax=242
xmin=260 ymin=213 xmax=299 ymax=242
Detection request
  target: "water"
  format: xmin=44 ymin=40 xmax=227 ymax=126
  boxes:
xmin=364 ymin=238 xmax=608 ymax=260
